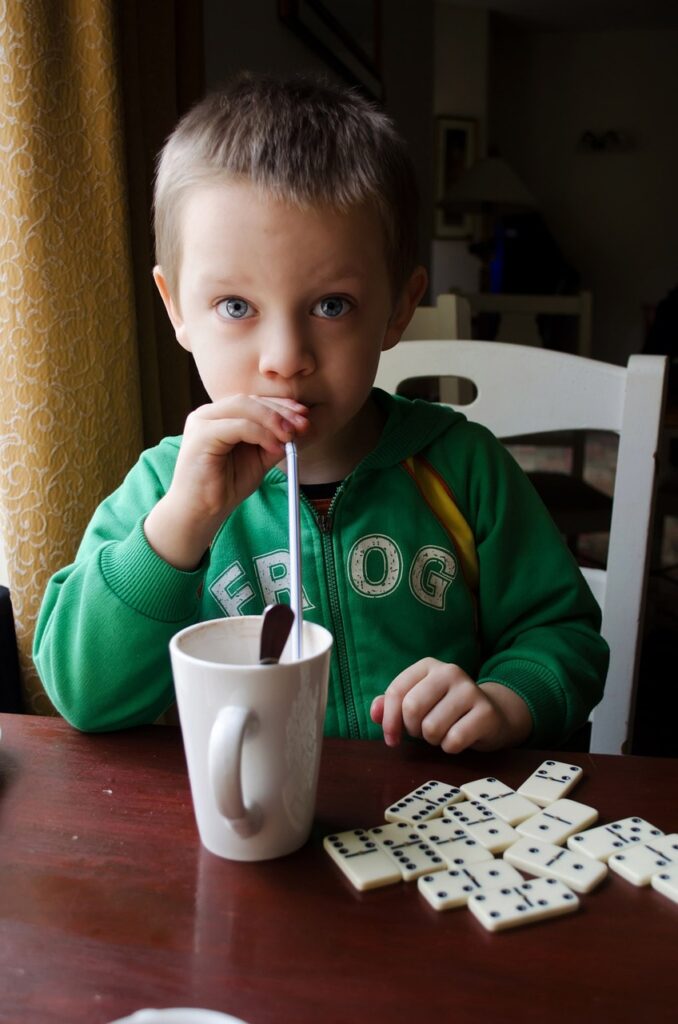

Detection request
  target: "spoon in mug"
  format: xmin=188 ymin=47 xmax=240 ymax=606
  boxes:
xmin=259 ymin=603 xmax=295 ymax=665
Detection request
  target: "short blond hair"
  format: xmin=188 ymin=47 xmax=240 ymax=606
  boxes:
xmin=153 ymin=72 xmax=419 ymax=298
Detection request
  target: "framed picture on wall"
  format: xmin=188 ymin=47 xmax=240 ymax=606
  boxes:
xmin=434 ymin=116 xmax=477 ymax=239
xmin=279 ymin=1 xmax=382 ymax=101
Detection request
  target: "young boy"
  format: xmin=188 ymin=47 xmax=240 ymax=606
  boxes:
xmin=34 ymin=73 xmax=608 ymax=752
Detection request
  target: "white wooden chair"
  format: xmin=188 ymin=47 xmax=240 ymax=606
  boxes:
xmin=457 ymin=290 xmax=608 ymax=550
xmin=402 ymin=295 xmax=610 ymax=548
xmin=376 ymin=340 xmax=668 ymax=754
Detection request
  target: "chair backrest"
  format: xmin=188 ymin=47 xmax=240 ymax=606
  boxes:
xmin=375 ymin=340 xmax=668 ymax=754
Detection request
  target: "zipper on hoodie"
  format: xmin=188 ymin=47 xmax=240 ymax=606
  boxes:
xmin=300 ymin=488 xmax=360 ymax=739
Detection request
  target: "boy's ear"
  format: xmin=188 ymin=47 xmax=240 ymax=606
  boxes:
xmin=153 ymin=266 xmax=191 ymax=352
xmin=382 ymin=265 xmax=429 ymax=352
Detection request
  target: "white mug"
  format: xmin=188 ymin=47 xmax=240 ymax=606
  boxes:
xmin=169 ymin=616 xmax=332 ymax=861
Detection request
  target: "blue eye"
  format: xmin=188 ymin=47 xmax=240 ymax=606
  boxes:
xmin=313 ymin=296 xmax=352 ymax=319
xmin=216 ymin=297 xmax=252 ymax=320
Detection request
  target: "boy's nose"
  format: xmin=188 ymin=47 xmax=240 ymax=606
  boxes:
xmin=258 ymin=324 xmax=315 ymax=379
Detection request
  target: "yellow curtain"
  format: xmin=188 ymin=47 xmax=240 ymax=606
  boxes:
xmin=0 ymin=1 xmax=143 ymax=712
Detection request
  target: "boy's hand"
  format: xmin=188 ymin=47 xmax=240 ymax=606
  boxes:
xmin=370 ymin=658 xmax=532 ymax=753
xmin=144 ymin=395 xmax=309 ymax=570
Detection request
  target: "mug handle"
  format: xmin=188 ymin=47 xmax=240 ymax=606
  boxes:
xmin=208 ymin=705 xmax=263 ymax=838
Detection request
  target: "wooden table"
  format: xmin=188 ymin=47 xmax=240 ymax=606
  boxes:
xmin=1 ymin=714 xmax=676 ymax=1024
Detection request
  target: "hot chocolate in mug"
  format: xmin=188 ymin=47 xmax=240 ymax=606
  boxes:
xmin=169 ymin=616 xmax=333 ymax=861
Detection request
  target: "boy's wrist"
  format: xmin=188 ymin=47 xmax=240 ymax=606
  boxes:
xmin=144 ymin=495 xmax=222 ymax=571
xmin=99 ymin=517 xmax=208 ymax=622
xmin=479 ymin=681 xmax=533 ymax=747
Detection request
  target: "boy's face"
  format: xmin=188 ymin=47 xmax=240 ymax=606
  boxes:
xmin=154 ymin=179 xmax=425 ymax=480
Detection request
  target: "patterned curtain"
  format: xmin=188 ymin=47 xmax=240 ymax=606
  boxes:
xmin=0 ymin=0 xmax=143 ymax=712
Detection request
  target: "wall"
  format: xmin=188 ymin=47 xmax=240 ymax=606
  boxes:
xmin=204 ymin=0 xmax=329 ymax=84
xmin=430 ymin=2 xmax=488 ymax=301
xmin=203 ymin=0 xmax=435 ymax=282
xmin=489 ymin=22 xmax=678 ymax=363
xmin=381 ymin=1 xmax=435 ymax=279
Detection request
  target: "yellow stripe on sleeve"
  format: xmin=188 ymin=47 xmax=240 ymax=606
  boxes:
xmin=404 ymin=456 xmax=479 ymax=594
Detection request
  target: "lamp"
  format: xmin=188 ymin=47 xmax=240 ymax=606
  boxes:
xmin=438 ymin=155 xmax=538 ymax=290
xmin=439 ymin=155 xmax=537 ymax=215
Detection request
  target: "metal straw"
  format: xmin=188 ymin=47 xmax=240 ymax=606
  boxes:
xmin=285 ymin=441 xmax=302 ymax=659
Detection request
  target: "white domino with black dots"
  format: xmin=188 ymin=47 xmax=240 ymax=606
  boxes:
xmin=516 ymin=760 xmax=584 ymax=807
xmin=413 ymin=819 xmax=495 ymax=869
xmin=418 ymin=860 xmax=524 ymax=911
xmin=323 ymin=762 xmax=676 ymax=922
xmin=567 ymin=817 xmax=664 ymax=862
xmin=516 ymin=799 xmax=598 ymax=845
xmin=460 ymin=777 xmax=540 ymax=825
xmin=445 ymin=801 xmax=519 ymax=853
xmin=504 ymin=836 xmax=608 ymax=893
xmin=384 ymin=780 xmax=463 ymax=824
xmin=468 ymin=877 xmax=580 ymax=932
xmin=323 ymin=829 xmax=402 ymax=891
xmin=652 ymin=866 xmax=678 ymax=904
xmin=367 ymin=821 xmax=448 ymax=881
xmin=608 ymin=834 xmax=678 ymax=886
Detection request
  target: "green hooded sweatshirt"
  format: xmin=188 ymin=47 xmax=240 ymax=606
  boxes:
xmin=34 ymin=391 xmax=608 ymax=744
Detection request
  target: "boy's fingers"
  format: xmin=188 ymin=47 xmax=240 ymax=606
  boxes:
xmin=190 ymin=394 xmax=308 ymax=443
xmin=185 ymin=406 xmax=297 ymax=455
xmin=440 ymin=697 xmax=498 ymax=754
xmin=419 ymin=689 xmax=473 ymax=746
xmin=194 ymin=417 xmax=288 ymax=456
xmin=379 ymin=659 xmax=434 ymax=745
xmin=222 ymin=395 xmax=310 ymax=434
xmin=369 ymin=694 xmax=385 ymax=725
xmin=379 ymin=698 xmax=403 ymax=746
xmin=253 ymin=395 xmax=309 ymax=419
xmin=427 ymin=692 xmax=488 ymax=750
xmin=248 ymin=397 xmax=310 ymax=438
xmin=380 ymin=660 xmax=488 ymax=750
xmin=400 ymin=676 xmax=456 ymax=738
xmin=197 ymin=393 xmax=307 ymax=418
xmin=396 ymin=661 xmax=473 ymax=738
xmin=418 ymin=675 xmax=484 ymax=743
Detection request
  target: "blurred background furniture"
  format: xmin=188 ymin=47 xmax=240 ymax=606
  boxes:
xmin=402 ymin=293 xmax=472 ymax=343
xmin=458 ymin=289 xmax=594 ymax=484
xmin=0 ymin=586 xmax=23 ymax=713
xmin=401 ymin=293 xmax=472 ymax=403
xmin=644 ymin=285 xmax=678 ymax=576
xmin=652 ymin=414 xmax=678 ymax=575
xmin=376 ymin=339 xmax=668 ymax=754
xmin=440 ymin=149 xmax=600 ymax=551
xmin=458 ymin=289 xmax=593 ymax=356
